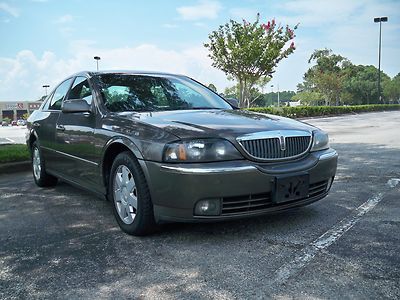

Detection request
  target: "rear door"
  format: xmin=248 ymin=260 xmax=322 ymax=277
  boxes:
xmin=53 ymin=76 xmax=98 ymax=188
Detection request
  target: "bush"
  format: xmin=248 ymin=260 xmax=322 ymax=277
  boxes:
xmin=0 ymin=144 xmax=30 ymax=163
xmin=248 ymin=104 xmax=400 ymax=118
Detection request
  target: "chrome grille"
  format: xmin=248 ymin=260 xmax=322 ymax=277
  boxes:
xmin=237 ymin=131 xmax=312 ymax=161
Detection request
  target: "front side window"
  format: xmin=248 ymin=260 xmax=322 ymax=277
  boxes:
xmin=96 ymin=74 xmax=231 ymax=112
xmin=49 ymin=78 xmax=73 ymax=110
xmin=67 ymin=76 xmax=93 ymax=105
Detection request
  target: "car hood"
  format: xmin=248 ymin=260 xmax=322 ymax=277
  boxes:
xmin=117 ymin=109 xmax=315 ymax=139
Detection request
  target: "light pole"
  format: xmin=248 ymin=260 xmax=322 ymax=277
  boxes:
xmin=270 ymin=84 xmax=274 ymax=106
xmin=277 ymin=83 xmax=280 ymax=107
xmin=42 ymin=85 xmax=50 ymax=96
xmin=94 ymin=56 xmax=101 ymax=71
xmin=374 ymin=16 xmax=388 ymax=103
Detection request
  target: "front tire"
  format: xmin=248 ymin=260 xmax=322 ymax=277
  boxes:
xmin=31 ymin=141 xmax=58 ymax=187
xmin=109 ymin=151 xmax=156 ymax=236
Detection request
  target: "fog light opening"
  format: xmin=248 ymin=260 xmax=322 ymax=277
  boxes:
xmin=194 ymin=199 xmax=221 ymax=216
xmin=326 ymin=177 xmax=334 ymax=192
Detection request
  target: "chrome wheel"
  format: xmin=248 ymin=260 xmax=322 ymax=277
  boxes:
xmin=33 ymin=147 xmax=41 ymax=180
xmin=113 ymin=165 xmax=138 ymax=224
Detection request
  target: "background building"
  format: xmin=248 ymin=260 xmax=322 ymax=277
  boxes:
xmin=0 ymin=101 xmax=42 ymax=121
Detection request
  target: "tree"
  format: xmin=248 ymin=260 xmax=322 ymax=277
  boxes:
xmin=342 ymin=65 xmax=390 ymax=105
xmin=301 ymin=49 xmax=351 ymax=106
xmin=383 ymin=73 xmax=400 ymax=104
xmin=223 ymin=81 xmax=264 ymax=106
xmin=291 ymin=91 xmax=323 ymax=106
xmin=207 ymin=83 xmax=217 ymax=93
xmin=204 ymin=14 xmax=298 ymax=108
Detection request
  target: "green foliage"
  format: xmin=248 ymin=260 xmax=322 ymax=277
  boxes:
xmin=0 ymin=144 xmax=30 ymax=163
xmin=3 ymin=117 xmax=11 ymax=124
xmin=207 ymin=83 xmax=217 ymax=93
xmin=205 ymin=14 xmax=297 ymax=108
xmin=300 ymin=48 xmax=351 ymax=106
xmin=383 ymin=73 xmax=400 ymax=103
xmin=291 ymin=91 xmax=323 ymax=106
xmin=248 ymin=104 xmax=400 ymax=118
xmin=299 ymin=49 xmax=397 ymax=106
xmin=263 ymin=90 xmax=296 ymax=106
xmin=342 ymin=65 xmax=390 ymax=105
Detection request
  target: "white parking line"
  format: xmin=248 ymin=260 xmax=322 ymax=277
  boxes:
xmin=273 ymin=179 xmax=399 ymax=284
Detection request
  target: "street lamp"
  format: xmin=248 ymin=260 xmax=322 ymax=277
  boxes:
xmin=374 ymin=16 xmax=388 ymax=103
xmin=42 ymin=84 xmax=50 ymax=96
xmin=94 ymin=56 xmax=101 ymax=71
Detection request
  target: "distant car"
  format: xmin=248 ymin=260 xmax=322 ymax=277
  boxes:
xmin=26 ymin=71 xmax=338 ymax=235
xmin=1 ymin=121 xmax=9 ymax=126
xmin=11 ymin=120 xmax=17 ymax=126
xmin=17 ymin=119 xmax=26 ymax=126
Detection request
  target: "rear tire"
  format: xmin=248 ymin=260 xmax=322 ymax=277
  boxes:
xmin=109 ymin=151 xmax=156 ymax=236
xmin=31 ymin=141 xmax=58 ymax=187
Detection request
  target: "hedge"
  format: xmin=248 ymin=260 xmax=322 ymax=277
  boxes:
xmin=247 ymin=104 xmax=400 ymax=118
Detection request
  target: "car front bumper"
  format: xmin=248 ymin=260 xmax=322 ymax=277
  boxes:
xmin=142 ymin=148 xmax=338 ymax=223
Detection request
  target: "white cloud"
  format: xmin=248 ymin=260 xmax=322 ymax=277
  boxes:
xmin=0 ymin=43 xmax=231 ymax=101
xmin=0 ymin=2 xmax=19 ymax=17
xmin=55 ymin=14 xmax=74 ymax=24
xmin=177 ymin=0 xmax=222 ymax=21
xmin=268 ymin=0 xmax=400 ymax=91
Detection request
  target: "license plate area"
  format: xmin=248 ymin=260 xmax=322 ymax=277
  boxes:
xmin=273 ymin=174 xmax=309 ymax=203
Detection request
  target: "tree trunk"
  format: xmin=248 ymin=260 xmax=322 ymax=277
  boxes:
xmin=238 ymin=79 xmax=244 ymax=108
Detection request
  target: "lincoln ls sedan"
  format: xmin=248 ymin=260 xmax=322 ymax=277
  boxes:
xmin=27 ymin=71 xmax=338 ymax=235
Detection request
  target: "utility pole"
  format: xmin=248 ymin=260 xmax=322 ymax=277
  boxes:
xmin=277 ymin=84 xmax=280 ymax=107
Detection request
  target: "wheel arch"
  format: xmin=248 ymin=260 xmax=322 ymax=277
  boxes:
xmin=28 ymin=130 xmax=39 ymax=153
xmin=101 ymin=137 xmax=144 ymax=194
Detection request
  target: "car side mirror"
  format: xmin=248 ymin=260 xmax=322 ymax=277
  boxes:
xmin=225 ymin=98 xmax=240 ymax=109
xmin=62 ymin=99 xmax=91 ymax=113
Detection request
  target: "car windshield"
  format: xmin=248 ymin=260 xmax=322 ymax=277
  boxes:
xmin=96 ymin=74 xmax=232 ymax=112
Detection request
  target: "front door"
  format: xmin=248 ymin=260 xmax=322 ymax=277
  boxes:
xmin=54 ymin=76 xmax=98 ymax=187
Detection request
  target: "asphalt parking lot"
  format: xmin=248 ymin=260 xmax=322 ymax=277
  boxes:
xmin=1 ymin=111 xmax=399 ymax=299
xmin=0 ymin=125 xmax=26 ymax=144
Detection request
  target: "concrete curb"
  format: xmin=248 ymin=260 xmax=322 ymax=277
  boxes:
xmin=0 ymin=160 xmax=31 ymax=174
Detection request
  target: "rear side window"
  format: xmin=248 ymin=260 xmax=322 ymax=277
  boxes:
xmin=49 ymin=78 xmax=73 ymax=110
xmin=67 ymin=76 xmax=93 ymax=105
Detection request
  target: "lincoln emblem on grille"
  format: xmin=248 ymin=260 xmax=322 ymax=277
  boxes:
xmin=279 ymin=135 xmax=286 ymax=151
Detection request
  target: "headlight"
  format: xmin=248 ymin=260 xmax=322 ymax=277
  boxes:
xmin=163 ymin=139 xmax=243 ymax=162
xmin=310 ymin=130 xmax=330 ymax=152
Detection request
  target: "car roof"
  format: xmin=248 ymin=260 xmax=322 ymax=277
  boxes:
xmin=72 ymin=70 xmax=188 ymax=78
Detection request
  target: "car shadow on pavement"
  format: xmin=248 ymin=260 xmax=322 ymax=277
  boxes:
xmin=1 ymin=142 xmax=399 ymax=299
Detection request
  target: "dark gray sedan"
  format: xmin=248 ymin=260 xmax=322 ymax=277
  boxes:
xmin=26 ymin=71 xmax=338 ymax=235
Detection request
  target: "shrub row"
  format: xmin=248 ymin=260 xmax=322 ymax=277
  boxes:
xmin=247 ymin=104 xmax=400 ymax=118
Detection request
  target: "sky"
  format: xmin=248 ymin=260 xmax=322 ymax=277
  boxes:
xmin=0 ymin=0 xmax=399 ymax=101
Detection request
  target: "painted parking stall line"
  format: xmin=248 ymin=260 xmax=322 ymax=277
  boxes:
xmin=273 ymin=178 xmax=400 ymax=284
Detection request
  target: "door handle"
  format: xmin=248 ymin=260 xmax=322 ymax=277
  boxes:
xmin=56 ymin=124 xmax=65 ymax=131
xmin=33 ymin=122 xmax=40 ymax=128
